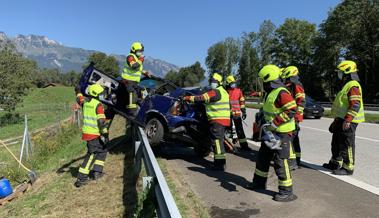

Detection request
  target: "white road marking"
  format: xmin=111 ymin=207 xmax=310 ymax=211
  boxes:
xmin=247 ymin=139 xmax=379 ymax=196
xmin=301 ymin=125 xmax=379 ymax=143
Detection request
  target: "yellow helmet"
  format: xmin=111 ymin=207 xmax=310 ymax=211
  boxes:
xmin=226 ymin=75 xmax=236 ymax=84
xmin=88 ymin=84 xmax=104 ymax=97
xmin=258 ymin=65 xmax=281 ymax=83
xmin=281 ymin=66 xmax=299 ymax=79
xmin=212 ymin=73 xmax=223 ymax=84
xmin=337 ymin=60 xmax=357 ymax=74
xmin=131 ymin=42 xmax=144 ymax=53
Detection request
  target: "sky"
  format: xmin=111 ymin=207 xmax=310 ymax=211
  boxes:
xmin=0 ymin=0 xmax=341 ymax=67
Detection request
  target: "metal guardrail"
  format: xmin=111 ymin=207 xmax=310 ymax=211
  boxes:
xmin=133 ymin=124 xmax=182 ymax=218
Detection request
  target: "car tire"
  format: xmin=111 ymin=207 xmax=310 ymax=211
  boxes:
xmin=145 ymin=118 xmax=164 ymax=146
xmin=194 ymin=145 xmax=211 ymax=157
xmin=315 ymin=116 xmax=321 ymax=119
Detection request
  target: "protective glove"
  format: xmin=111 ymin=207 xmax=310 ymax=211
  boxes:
xmin=342 ymin=120 xmax=351 ymax=131
xmin=138 ymin=55 xmax=145 ymax=62
xmin=100 ymin=133 xmax=109 ymax=144
xmin=241 ymin=108 xmax=247 ymax=120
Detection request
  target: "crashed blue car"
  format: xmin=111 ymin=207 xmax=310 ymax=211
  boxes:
xmin=79 ymin=63 xmax=213 ymax=156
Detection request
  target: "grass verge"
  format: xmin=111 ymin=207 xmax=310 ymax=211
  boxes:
xmin=323 ymin=109 xmax=379 ymax=123
xmin=0 ymin=86 xmax=75 ymax=140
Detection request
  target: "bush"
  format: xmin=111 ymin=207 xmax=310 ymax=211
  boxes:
xmin=0 ymin=113 xmax=23 ymax=127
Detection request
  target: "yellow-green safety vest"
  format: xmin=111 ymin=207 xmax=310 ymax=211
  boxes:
xmin=82 ymin=98 xmax=105 ymax=135
xmin=263 ymin=87 xmax=296 ymax=133
xmin=122 ymin=53 xmax=143 ymax=82
xmin=205 ymin=86 xmax=230 ymax=121
xmin=331 ymin=80 xmax=365 ymax=123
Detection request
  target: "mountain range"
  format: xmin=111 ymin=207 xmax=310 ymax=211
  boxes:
xmin=0 ymin=31 xmax=180 ymax=77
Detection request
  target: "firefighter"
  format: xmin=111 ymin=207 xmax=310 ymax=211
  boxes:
xmin=323 ymin=60 xmax=365 ymax=175
xmin=75 ymin=85 xmax=84 ymax=107
xmin=225 ymin=75 xmax=251 ymax=151
xmin=121 ymin=42 xmax=151 ymax=116
xmin=248 ymin=64 xmax=298 ymax=202
xmin=75 ymin=84 xmax=109 ymax=187
xmin=183 ymin=72 xmax=230 ymax=171
xmin=281 ymin=66 xmax=305 ymax=169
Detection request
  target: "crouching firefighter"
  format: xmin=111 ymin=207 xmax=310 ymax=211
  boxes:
xmin=184 ymin=72 xmax=230 ymax=171
xmin=121 ymin=42 xmax=151 ymax=116
xmin=323 ymin=60 xmax=365 ymax=175
xmin=247 ymin=65 xmax=298 ymax=202
xmin=225 ymin=75 xmax=251 ymax=152
xmin=75 ymin=84 xmax=109 ymax=187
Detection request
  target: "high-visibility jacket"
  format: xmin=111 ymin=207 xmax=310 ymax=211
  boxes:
xmin=332 ymin=80 xmax=365 ymax=123
xmin=82 ymin=98 xmax=106 ymax=136
xmin=228 ymin=87 xmax=245 ymax=116
xmin=263 ymin=87 xmax=296 ymax=133
xmin=206 ymin=86 xmax=231 ymax=124
xmin=122 ymin=53 xmax=143 ymax=82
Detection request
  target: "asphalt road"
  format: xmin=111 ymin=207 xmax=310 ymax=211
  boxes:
xmin=161 ymin=108 xmax=379 ymax=218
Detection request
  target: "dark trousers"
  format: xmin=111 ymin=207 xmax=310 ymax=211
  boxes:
xmin=232 ymin=116 xmax=248 ymax=148
xmin=119 ymin=80 xmax=139 ymax=116
xmin=210 ymin=122 xmax=226 ymax=165
xmin=253 ymin=133 xmax=294 ymax=194
xmin=293 ymin=125 xmax=301 ymax=163
xmin=329 ymin=118 xmax=357 ymax=171
xmin=77 ymin=138 xmax=108 ymax=180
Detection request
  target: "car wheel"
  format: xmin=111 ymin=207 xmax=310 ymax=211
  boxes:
xmin=315 ymin=116 xmax=321 ymax=119
xmin=194 ymin=145 xmax=211 ymax=157
xmin=145 ymin=118 xmax=164 ymax=146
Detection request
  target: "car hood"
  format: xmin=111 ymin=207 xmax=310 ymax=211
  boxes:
xmin=169 ymin=87 xmax=203 ymax=98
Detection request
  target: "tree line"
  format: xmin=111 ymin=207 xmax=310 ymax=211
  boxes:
xmin=205 ymin=0 xmax=379 ymax=103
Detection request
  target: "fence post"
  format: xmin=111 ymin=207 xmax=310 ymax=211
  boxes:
xmin=19 ymin=114 xmax=32 ymax=167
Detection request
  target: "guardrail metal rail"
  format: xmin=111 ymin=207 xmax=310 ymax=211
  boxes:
xmin=132 ymin=123 xmax=182 ymax=218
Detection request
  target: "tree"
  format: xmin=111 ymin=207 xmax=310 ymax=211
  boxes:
xmin=257 ymin=20 xmax=276 ymax=67
xmin=0 ymin=49 xmax=37 ymax=111
xmin=85 ymin=52 xmax=120 ymax=78
xmin=205 ymin=38 xmax=240 ymax=80
xmin=314 ymin=0 xmax=379 ymax=102
xmin=165 ymin=62 xmax=205 ymax=87
xmin=271 ymin=18 xmax=322 ymax=98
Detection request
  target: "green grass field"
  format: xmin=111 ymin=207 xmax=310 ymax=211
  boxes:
xmin=0 ymin=86 xmax=75 ymax=140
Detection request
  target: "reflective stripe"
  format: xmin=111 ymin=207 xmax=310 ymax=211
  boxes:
xmin=84 ymin=116 xmax=97 ymax=121
xmin=239 ymin=138 xmax=247 ymax=143
xmin=79 ymin=154 xmax=94 ymax=175
xmin=295 ymin=152 xmax=301 ymax=158
xmin=255 ymin=169 xmax=269 ymax=178
xmin=215 ymin=139 xmax=221 ymax=155
xmin=284 ymin=159 xmax=291 ymax=180
xmin=94 ymin=160 xmax=105 ymax=166
xmin=344 ymin=146 xmax=354 ymax=170
xmin=206 ymin=86 xmax=231 ymax=122
xmin=214 ymin=154 xmax=226 ymax=159
xmin=82 ymin=99 xmax=101 ymax=135
xmin=289 ymin=143 xmax=296 ymax=159
xmin=279 ymin=179 xmax=293 ymax=187
xmin=332 ymin=80 xmax=365 ymax=123
xmin=230 ymin=100 xmax=239 ymax=104
xmin=263 ymin=87 xmax=295 ymax=133
xmin=206 ymin=108 xmax=231 ymax=112
xmin=122 ymin=53 xmax=143 ymax=82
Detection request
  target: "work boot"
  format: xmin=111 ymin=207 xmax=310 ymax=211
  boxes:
xmin=273 ymin=192 xmax=297 ymax=202
xmin=289 ymin=159 xmax=299 ymax=171
xmin=246 ymin=182 xmax=266 ymax=190
xmin=322 ymin=162 xmax=340 ymax=171
xmin=296 ymin=157 xmax=301 ymax=167
xmin=91 ymin=172 xmax=105 ymax=180
xmin=211 ymin=160 xmax=226 ymax=171
xmin=333 ymin=168 xmax=353 ymax=176
xmin=74 ymin=178 xmax=88 ymax=188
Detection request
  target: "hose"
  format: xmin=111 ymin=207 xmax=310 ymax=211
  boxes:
xmin=0 ymin=139 xmax=33 ymax=173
